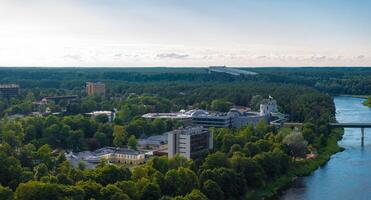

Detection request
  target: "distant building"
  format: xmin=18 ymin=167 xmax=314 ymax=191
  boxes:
xmin=41 ymin=95 xmax=78 ymax=104
xmin=208 ymin=66 xmax=258 ymax=76
xmin=142 ymin=97 xmax=279 ymax=129
xmin=86 ymin=82 xmax=106 ymax=96
xmin=168 ymin=126 xmax=213 ymax=159
xmin=138 ymin=134 xmax=168 ymax=150
xmin=192 ymin=111 xmax=233 ymax=128
xmin=260 ymin=96 xmax=278 ymax=116
xmin=86 ymin=110 xmax=116 ymax=122
xmin=98 ymin=147 xmax=146 ymax=165
xmin=0 ymin=84 xmax=20 ymax=97
xmin=191 ymin=108 xmax=266 ymax=128
xmin=65 ymin=147 xmax=147 ymax=169
xmin=142 ymin=111 xmax=193 ymax=126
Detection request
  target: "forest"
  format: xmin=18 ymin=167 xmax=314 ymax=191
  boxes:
xmin=0 ymin=67 xmax=359 ymax=199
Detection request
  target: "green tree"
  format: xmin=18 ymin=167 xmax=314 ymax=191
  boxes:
xmin=113 ymin=125 xmax=127 ymax=147
xmin=250 ymin=95 xmax=263 ymax=111
xmin=94 ymin=131 xmax=107 ymax=147
xmin=115 ymin=180 xmax=139 ymax=200
xmin=164 ymin=167 xmax=199 ymax=196
xmin=211 ymin=99 xmax=232 ymax=112
xmin=140 ymin=183 xmax=161 ymax=200
xmin=34 ymin=163 xmax=49 ymax=181
xmin=67 ymin=130 xmax=86 ymax=152
xmin=183 ymin=189 xmax=208 ymax=200
xmin=95 ymin=165 xmax=132 ymax=185
xmin=230 ymin=153 xmax=265 ymax=187
xmin=283 ymin=132 xmax=308 ymax=158
xmin=201 ymin=180 xmax=224 ymax=200
xmin=76 ymin=180 xmax=102 ymax=200
xmin=0 ymin=185 xmax=13 ymax=200
xmin=128 ymin=135 xmax=138 ymax=150
xmin=100 ymin=184 xmax=123 ymax=200
xmin=201 ymin=152 xmax=229 ymax=170
xmin=95 ymin=114 xmax=109 ymax=123
xmin=14 ymin=181 xmax=60 ymax=200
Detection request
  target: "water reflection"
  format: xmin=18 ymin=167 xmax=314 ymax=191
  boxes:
xmin=280 ymin=97 xmax=371 ymax=200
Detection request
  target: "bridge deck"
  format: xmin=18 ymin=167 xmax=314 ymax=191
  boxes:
xmin=329 ymin=123 xmax=371 ymax=128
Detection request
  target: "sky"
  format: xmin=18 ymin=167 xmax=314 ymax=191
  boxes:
xmin=0 ymin=0 xmax=370 ymax=67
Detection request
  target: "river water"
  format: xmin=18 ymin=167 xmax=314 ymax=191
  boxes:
xmin=280 ymin=96 xmax=371 ymax=200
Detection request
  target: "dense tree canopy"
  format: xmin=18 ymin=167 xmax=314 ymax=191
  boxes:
xmin=0 ymin=67 xmax=351 ymax=199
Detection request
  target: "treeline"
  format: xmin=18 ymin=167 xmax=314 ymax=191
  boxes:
xmin=364 ymin=96 xmax=371 ymax=107
xmin=1 ymin=117 xmax=335 ymax=200
xmin=0 ymin=67 xmax=343 ymax=199
xmin=1 ymin=67 xmax=371 ymax=95
xmin=0 ymin=116 xmax=332 ymax=200
xmin=1 ymin=81 xmax=336 ymax=124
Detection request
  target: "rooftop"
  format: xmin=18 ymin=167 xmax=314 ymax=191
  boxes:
xmin=171 ymin=126 xmax=208 ymax=136
xmin=142 ymin=112 xmax=192 ymax=119
xmin=0 ymin=84 xmax=19 ymax=89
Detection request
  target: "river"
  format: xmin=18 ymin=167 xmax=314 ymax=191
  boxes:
xmin=280 ymin=96 xmax=371 ymax=200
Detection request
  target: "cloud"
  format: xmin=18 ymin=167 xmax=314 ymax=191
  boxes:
xmin=357 ymin=55 xmax=365 ymax=60
xmin=256 ymin=55 xmax=269 ymax=60
xmin=310 ymin=55 xmax=327 ymax=62
xmin=61 ymin=54 xmax=81 ymax=61
xmin=156 ymin=53 xmax=190 ymax=59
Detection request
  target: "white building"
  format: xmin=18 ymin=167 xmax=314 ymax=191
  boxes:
xmin=260 ymin=96 xmax=278 ymax=116
xmin=168 ymin=126 xmax=213 ymax=159
xmin=142 ymin=96 xmax=279 ymax=129
xmin=86 ymin=110 xmax=116 ymax=122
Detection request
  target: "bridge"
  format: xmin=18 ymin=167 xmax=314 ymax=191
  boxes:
xmin=329 ymin=123 xmax=371 ymax=146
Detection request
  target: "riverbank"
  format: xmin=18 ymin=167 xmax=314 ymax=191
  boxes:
xmin=245 ymin=128 xmax=344 ymax=200
xmin=339 ymin=94 xmax=367 ymax=99
xmin=363 ymin=96 xmax=371 ymax=107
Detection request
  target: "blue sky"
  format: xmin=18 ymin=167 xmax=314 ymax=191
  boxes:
xmin=0 ymin=0 xmax=370 ymax=67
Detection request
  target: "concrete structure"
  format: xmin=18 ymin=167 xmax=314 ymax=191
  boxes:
xmin=329 ymin=123 xmax=371 ymax=146
xmin=86 ymin=110 xmax=116 ymax=122
xmin=142 ymin=97 xmax=279 ymax=129
xmin=168 ymin=126 xmax=213 ymax=159
xmin=142 ymin=110 xmax=192 ymax=126
xmin=86 ymin=82 xmax=106 ymax=96
xmin=191 ymin=107 xmax=268 ymax=128
xmin=208 ymin=66 xmax=258 ymax=76
xmin=192 ymin=111 xmax=233 ymax=128
xmin=0 ymin=84 xmax=20 ymax=97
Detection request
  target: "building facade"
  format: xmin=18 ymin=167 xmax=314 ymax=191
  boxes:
xmin=0 ymin=84 xmax=20 ymax=97
xmin=86 ymin=110 xmax=116 ymax=122
xmin=86 ymin=82 xmax=106 ymax=96
xmin=260 ymin=96 xmax=278 ymax=116
xmin=192 ymin=113 xmax=233 ymax=128
xmin=168 ymin=126 xmax=213 ymax=159
xmin=100 ymin=151 xmax=146 ymax=165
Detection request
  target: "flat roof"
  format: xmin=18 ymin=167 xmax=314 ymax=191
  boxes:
xmin=0 ymin=84 xmax=19 ymax=88
xmin=142 ymin=112 xmax=191 ymax=119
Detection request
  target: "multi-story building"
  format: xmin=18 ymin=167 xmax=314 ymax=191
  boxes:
xmin=192 ymin=112 xmax=233 ymax=128
xmin=86 ymin=82 xmax=106 ymax=96
xmin=168 ymin=126 xmax=213 ymax=159
xmin=65 ymin=147 xmax=147 ymax=169
xmin=260 ymin=96 xmax=278 ymax=115
xmin=142 ymin=97 xmax=279 ymax=129
xmin=0 ymin=84 xmax=20 ymax=97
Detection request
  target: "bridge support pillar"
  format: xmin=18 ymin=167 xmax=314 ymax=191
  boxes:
xmin=361 ymin=128 xmax=365 ymax=147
